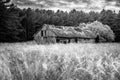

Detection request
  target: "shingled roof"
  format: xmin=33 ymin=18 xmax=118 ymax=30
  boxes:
xmin=41 ymin=24 xmax=96 ymax=38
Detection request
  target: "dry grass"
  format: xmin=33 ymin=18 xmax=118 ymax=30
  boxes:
xmin=0 ymin=42 xmax=120 ymax=80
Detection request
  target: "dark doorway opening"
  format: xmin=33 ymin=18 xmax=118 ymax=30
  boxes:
xmin=95 ymin=35 xmax=99 ymax=43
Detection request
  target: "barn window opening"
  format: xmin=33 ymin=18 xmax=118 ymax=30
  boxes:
xmin=41 ymin=31 xmax=43 ymax=36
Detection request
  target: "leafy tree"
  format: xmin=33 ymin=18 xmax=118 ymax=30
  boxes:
xmin=0 ymin=0 xmax=22 ymax=42
xmin=114 ymin=11 xmax=120 ymax=42
xmin=88 ymin=11 xmax=100 ymax=22
xmin=99 ymin=10 xmax=116 ymax=26
xmin=84 ymin=21 xmax=115 ymax=42
xmin=20 ymin=8 xmax=38 ymax=40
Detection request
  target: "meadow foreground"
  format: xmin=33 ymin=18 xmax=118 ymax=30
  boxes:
xmin=0 ymin=42 xmax=120 ymax=80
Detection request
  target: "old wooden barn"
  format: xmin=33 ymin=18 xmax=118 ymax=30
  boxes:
xmin=34 ymin=24 xmax=96 ymax=44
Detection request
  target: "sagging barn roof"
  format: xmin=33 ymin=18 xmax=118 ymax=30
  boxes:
xmin=35 ymin=24 xmax=96 ymax=38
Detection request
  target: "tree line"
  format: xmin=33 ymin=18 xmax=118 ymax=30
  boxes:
xmin=0 ymin=0 xmax=120 ymax=42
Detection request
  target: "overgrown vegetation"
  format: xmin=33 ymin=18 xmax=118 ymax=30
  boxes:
xmin=82 ymin=21 xmax=115 ymax=42
xmin=0 ymin=42 xmax=120 ymax=80
xmin=0 ymin=0 xmax=120 ymax=42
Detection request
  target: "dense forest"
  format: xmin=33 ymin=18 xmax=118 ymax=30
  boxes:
xmin=0 ymin=0 xmax=120 ymax=42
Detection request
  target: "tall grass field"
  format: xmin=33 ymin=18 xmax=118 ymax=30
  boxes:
xmin=0 ymin=42 xmax=120 ymax=80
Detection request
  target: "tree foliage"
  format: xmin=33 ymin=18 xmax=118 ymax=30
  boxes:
xmin=83 ymin=21 xmax=115 ymax=42
xmin=0 ymin=3 xmax=120 ymax=42
xmin=0 ymin=0 xmax=22 ymax=42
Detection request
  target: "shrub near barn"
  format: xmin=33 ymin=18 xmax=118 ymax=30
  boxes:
xmin=81 ymin=21 xmax=115 ymax=42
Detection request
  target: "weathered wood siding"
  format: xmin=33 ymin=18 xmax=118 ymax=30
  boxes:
xmin=46 ymin=30 xmax=56 ymax=37
xmin=34 ymin=36 xmax=44 ymax=44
